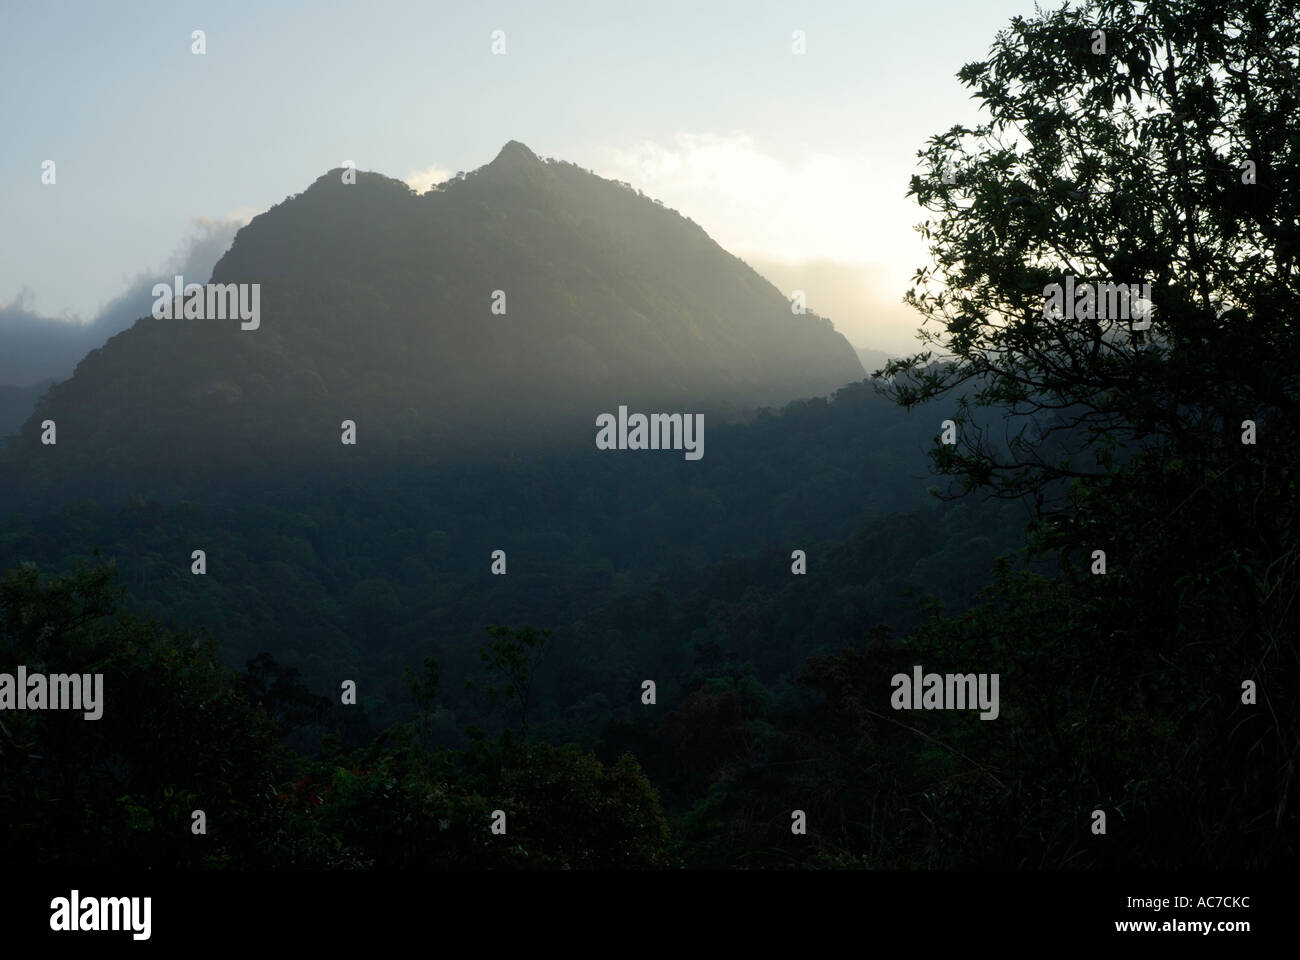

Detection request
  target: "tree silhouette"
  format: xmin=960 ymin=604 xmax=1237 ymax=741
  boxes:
xmin=887 ymin=0 xmax=1299 ymax=530
xmin=476 ymin=625 xmax=553 ymax=741
xmin=878 ymin=0 xmax=1299 ymax=866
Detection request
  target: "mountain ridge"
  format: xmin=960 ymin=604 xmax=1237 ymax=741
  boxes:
xmin=4 ymin=142 xmax=865 ymax=488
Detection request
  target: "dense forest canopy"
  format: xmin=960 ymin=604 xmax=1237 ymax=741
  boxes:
xmin=883 ymin=0 xmax=1299 ymax=866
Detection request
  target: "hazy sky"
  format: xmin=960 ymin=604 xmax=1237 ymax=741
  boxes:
xmin=2 ymin=0 xmax=1034 ymax=355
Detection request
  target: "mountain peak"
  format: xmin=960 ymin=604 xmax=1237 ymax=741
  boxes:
xmin=3 ymin=141 xmax=864 ymax=479
xmin=491 ymin=140 xmax=540 ymax=167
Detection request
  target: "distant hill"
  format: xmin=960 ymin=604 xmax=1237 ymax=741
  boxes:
xmin=4 ymin=141 xmax=863 ymax=490
xmin=854 ymin=346 xmax=895 ymax=377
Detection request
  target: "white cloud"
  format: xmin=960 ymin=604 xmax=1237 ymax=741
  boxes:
xmin=596 ymin=132 xmax=920 ymax=266
xmin=405 ymin=163 xmax=453 ymax=193
xmin=743 ymin=256 xmax=923 ymax=354
xmin=218 ymin=206 xmax=264 ymax=226
xmin=597 ymin=133 xmax=929 ymax=352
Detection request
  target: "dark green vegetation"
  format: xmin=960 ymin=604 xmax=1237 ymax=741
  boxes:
xmin=3 ymin=0 xmax=1297 ymax=870
xmin=887 ymin=0 xmax=1299 ymax=867
xmin=0 ymin=380 xmax=952 ymax=727
xmin=0 ymin=368 xmax=1033 ymax=868
xmin=0 ymin=562 xmax=671 ymax=868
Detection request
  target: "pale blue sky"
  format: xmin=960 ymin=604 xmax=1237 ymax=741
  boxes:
xmin=1 ymin=0 xmax=1037 ymax=352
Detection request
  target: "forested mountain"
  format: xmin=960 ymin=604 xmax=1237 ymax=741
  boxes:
xmin=2 ymin=141 xmax=862 ymax=498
